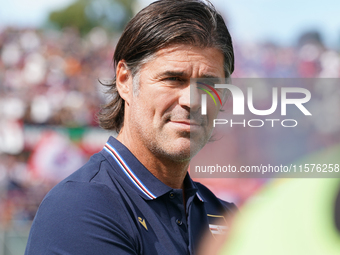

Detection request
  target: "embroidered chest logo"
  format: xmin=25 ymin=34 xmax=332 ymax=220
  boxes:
xmin=138 ymin=217 xmax=148 ymax=230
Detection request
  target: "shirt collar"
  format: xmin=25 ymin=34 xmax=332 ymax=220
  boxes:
xmin=101 ymin=136 xmax=204 ymax=202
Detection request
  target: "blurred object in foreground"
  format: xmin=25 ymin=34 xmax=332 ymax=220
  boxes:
xmin=218 ymin=176 xmax=340 ymax=255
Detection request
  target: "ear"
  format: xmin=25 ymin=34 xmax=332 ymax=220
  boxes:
xmin=116 ymin=60 xmax=133 ymax=105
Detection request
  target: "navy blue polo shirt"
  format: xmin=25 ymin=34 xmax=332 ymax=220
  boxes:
xmin=25 ymin=137 xmax=237 ymax=255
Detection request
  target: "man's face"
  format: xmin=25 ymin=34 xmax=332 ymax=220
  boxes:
xmin=127 ymin=44 xmax=225 ymax=162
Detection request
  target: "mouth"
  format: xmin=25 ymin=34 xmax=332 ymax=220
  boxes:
xmin=167 ymin=120 xmax=205 ymax=134
xmin=169 ymin=120 xmax=201 ymax=126
xmin=164 ymin=111 xmax=207 ymax=132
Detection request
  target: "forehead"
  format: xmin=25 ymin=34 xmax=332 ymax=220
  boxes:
xmin=141 ymin=44 xmax=225 ymax=78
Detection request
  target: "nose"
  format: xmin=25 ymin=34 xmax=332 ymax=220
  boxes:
xmin=178 ymin=82 xmax=201 ymax=113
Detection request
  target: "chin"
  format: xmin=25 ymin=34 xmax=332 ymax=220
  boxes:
xmin=166 ymin=152 xmax=192 ymax=163
xmin=168 ymin=139 xmax=206 ymax=162
xmin=150 ymin=132 xmax=210 ymax=162
xmin=149 ymin=140 xmax=190 ymax=163
xmin=167 ymin=140 xmax=192 ymax=162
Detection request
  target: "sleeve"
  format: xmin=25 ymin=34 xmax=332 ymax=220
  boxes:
xmin=24 ymin=181 xmax=139 ymax=255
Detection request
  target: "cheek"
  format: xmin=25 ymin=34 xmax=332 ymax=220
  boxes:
xmin=206 ymin=98 xmax=219 ymax=115
xmin=132 ymin=97 xmax=160 ymax=126
xmin=154 ymin=93 xmax=179 ymax=113
xmin=130 ymin=96 xmax=150 ymax=122
xmin=205 ymin=102 xmax=220 ymax=128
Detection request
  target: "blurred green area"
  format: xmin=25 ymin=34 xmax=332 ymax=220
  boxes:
xmin=48 ymin=0 xmax=137 ymax=34
xmin=0 ymin=228 xmax=29 ymax=255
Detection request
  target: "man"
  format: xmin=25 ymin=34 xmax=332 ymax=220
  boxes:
xmin=25 ymin=0 xmax=236 ymax=254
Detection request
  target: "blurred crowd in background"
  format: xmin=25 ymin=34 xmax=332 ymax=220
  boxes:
xmin=0 ymin=24 xmax=340 ymax=230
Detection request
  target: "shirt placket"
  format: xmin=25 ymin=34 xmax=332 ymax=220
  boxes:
xmin=168 ymin=189 xmax=190 ymax=250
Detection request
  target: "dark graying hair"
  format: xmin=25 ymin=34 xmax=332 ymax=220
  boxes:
xmin=98 ymin=0 xmax=234 ymax=132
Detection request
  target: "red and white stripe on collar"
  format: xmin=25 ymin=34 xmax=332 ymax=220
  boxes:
xmin=104 ymin=142 xmax=204 ymax=202
xmin=104 ymin=143 xmax=157 ymax=200
xmin=196 ymin=192 xmax=204 ymax=202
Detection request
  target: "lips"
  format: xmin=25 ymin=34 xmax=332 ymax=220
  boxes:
xmin=167 ymin=120 xmax=206 ymax=135
xmin=164 ymin=110 xmax=207 ymax=127
xmin=170 ymin=120 xmax=201 ymax=126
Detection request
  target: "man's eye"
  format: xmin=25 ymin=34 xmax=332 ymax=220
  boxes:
xmin=166 ymin=77 xmax=181 ymax=81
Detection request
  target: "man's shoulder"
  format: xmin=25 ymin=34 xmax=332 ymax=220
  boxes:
xmin=63 ymin=151 xmax=107 ymax=182
xmin=194 ymin=181 xmax=238 ymax=214
xmin=41 ymin=151 xmax=121 ymax=211
xmin=41 ymin=179 xmax=122 ymax=215
xmin=26 ymin=152 xmax=139 ymax=255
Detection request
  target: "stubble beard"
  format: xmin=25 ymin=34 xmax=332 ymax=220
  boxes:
xmin=131 ymin=104 xmax=212 ymax=164
xmin=130 ymin=73 xmax=212 ymax=163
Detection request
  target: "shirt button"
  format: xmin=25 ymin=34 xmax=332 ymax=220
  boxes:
xmin=176 ymin=219 xmax=182 ymax=225
xmin=169 ymin=192 xmax=175 ymax=199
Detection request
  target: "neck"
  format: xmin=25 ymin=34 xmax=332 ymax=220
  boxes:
xmin=117 ymin=129 xmax=189 ymax=190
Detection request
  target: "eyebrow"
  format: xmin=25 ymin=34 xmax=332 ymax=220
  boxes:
xmin=200 ymin=74 xmax=220 ymax=79
xmin=159 ymin=71 xmax=221 ymax=79
xmin=159 ymin=71 xmax=186 ymax=78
